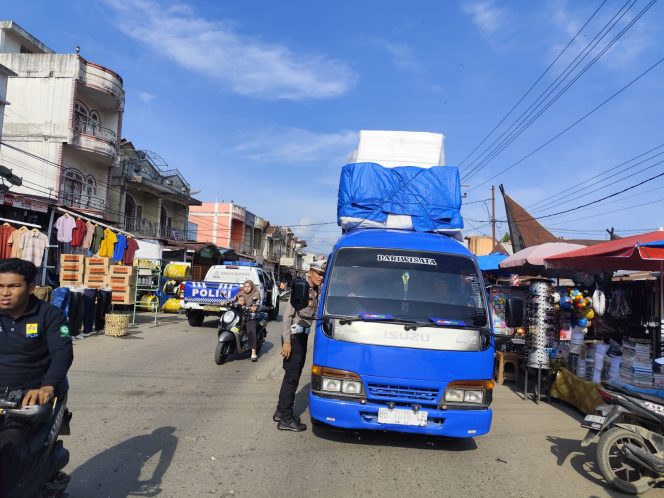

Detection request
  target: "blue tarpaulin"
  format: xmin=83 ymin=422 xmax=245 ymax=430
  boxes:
xmin=337 ymin=162 xmax=463 ymax=232
xmin=477 ymin=253 xmax=508 ymax=271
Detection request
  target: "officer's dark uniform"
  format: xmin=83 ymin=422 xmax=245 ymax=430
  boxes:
xmin=0 ymin=295 xmax=73 ymax=497
xmin=276 ymin=280 xmax=320 ymax=423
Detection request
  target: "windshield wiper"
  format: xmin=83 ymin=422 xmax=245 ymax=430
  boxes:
xmin=337 ymin=314 xmax=421 ymax=330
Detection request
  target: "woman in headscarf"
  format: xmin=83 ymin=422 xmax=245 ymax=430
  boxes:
xmin=236 ymin=279 xmax=261 ymax=361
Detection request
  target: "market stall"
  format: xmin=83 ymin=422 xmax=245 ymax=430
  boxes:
xmin=544 ymin=231 xmax=664 ymax=411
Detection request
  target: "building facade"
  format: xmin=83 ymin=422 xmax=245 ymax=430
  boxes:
xmin=0 ymin=21 xmax=124 ymax=217
xmin=107 ymin=141 xmax=200 ymax=243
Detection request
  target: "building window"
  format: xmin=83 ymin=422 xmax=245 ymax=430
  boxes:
xmin=61 ymin=169 xmax=84 ymax=206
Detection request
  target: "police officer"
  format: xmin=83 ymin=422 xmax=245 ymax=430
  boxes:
xmin=273 ymin=260 xmax=326 ymax=431
xmin=0 ymin=258 xmax=73 ymax=496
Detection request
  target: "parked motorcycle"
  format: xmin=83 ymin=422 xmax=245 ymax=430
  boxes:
xmin=0 ymin=388 xmax=71 ymax=497
xmin=215 ymin=299 xmax=267 ymax=365
xmin=581 ymin=383 xmax=664 ymax=494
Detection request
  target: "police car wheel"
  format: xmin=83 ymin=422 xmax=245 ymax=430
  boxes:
xmin=187 ymin=311 xmax=204 ymax=327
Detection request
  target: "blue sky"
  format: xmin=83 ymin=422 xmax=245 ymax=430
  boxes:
xmin=4 ymin=0 xmax=664 ymax=253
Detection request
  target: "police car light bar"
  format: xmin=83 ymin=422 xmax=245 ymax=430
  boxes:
xmin=223 ymin=261 xmax=259 ymax=267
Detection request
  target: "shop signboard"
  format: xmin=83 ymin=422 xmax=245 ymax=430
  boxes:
xmin=1 ymin=194 xmax=49 ymax=213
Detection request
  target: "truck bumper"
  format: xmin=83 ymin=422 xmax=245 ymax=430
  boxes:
xmin=310 ymin=393 xmax=492 ymax=438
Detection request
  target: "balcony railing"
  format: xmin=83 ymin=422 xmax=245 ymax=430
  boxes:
xmin=74 ymin=115 xmax=117 ymax=143
xmin=124 ymin=217 xmax=185 ymax=240
xmin=61 ymin=192 xmax=105 ymax=212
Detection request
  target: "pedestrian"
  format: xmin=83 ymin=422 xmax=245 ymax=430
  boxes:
xmin=235 ymin=280 xmax=261 ymax=361
xmin=274 ymin=260 xmax=326 ymax=431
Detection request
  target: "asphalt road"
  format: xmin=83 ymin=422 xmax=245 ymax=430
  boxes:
xmin=62 ymin=313 xmax=634 ymax=498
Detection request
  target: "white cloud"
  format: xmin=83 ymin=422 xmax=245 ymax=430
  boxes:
xmin=382 ymin=42 xmax=423 ymax=73
xmin=232 ymin=128 xmax=357 ymax=164
xmin=103 ymin=0 xmax=356 ymax=100
xmin=137 ymin=91 xmax=156 ymax=103
xmin=462 ymin=0 xmax=506 ymax=36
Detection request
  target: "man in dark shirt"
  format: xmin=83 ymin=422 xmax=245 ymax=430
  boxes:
xmin=0 ymin=258 xmax=73 ymax=496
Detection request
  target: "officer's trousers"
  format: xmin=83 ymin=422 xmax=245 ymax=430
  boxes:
xmin=276 ymin=333 xmax=308 ymax=421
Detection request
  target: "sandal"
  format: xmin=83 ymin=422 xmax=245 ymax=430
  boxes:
xmin=251 ymin=355 xmax=258 ymax=362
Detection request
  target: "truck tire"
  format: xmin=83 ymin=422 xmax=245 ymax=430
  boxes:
xmin=268 ymin=300 xmax=280 ymax=321
xmin=187 ymin=310 xmax=204 ymax=327
xmin=596 ymin=427 xmax=655 ymax=495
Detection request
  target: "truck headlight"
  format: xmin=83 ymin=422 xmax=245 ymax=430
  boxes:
xmin=342 ymin=380 xmax=362 ymax=395
xmin=444 ymin=389 xmax=465 ymax=403
xmin=222 ymin=311 xmax=236 ymax=324
xmin=463 ymin=390 xmax=484 ymax=404
xmin=441 ymin=380 xmax=494 ymax=408
xmin=322 ymin=378 xmax=342 ymax=392
xmin=312 ymin=365 xmax=364 ymax=398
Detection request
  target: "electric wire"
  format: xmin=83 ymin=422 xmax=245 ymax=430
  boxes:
xmin=462 ymin=0 xmax=654 ymax=181
xmin=457 ymin=0 xmax=610 ymax=169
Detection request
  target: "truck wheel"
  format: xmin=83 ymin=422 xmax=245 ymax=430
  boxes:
xmin=268 ymin=301 xmax=280 ymax=321
xmin=596 ymin=427 xmax=656 ymax=495
xmin=215 ymin=342 xmax=232 ymax=365
xmin=187 ymin=311 xmax=204 ymax=327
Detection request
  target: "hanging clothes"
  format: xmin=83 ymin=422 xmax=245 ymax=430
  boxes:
xmin=54 ymin=214 xmax=76 ymax=243
xmin=98 ymin=228 xmax=118 ymax=258
xmin=122 ymin=237 xmax=140 ymax=265
xmin=82 ymin=221 xmax=95 ymax=250
xmin=0 ymin=223 xmax=16 ymax=259
xmin=90 ymin=225 xmax=104 ymax=254
xmin=112 ymin=233 xmax=127 ymax=262
xmin=20 ymin=229 xmax=49 ymax=266
xmin=71 ymin=218 xmax=87 ymax=247
xmin=7 ymin=226 xmax=28 ymax=258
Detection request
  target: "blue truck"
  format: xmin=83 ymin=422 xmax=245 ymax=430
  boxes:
xmin=299 ymin=161 xmax=496 ymax=437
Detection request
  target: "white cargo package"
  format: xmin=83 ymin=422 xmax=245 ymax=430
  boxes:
xmin=349 ymin=130 xmax=445 ymax=168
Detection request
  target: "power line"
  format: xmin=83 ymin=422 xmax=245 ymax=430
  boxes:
xmin=463 ymin=0 xmax=652 ymax=180
xmin=468 ymin=55 xmax=664 ymax=192
xmin=527 ymin=142 xmax=664 ymax=211
xmin=459 ymin=0 xmax=611 ymax=171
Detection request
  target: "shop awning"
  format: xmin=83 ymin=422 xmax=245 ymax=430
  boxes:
xmin=477 ymin=252 xmax=507 ymax=271
xmin=545 ymin=230 xmax=664 ymax=272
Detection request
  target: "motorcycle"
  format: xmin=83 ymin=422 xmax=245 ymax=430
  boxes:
xmin=0 ymin=388 xmax=72 ymax=497
xmin=581 ymin=383 xmax=664 ymax=494
xmin=215 ymin=299 xmax=267 ymax=365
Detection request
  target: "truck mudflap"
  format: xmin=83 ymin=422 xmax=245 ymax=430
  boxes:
xmin=182 ymin=281 xmax=241 ymax=307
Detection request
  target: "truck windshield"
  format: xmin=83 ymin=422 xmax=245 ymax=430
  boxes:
xmin=324 ymin=248 xmax=488 ymax=327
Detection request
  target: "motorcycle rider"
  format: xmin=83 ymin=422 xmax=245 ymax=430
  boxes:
xmin=0 ymin=258 xmax=73 ymax=497
xmin=274 ymin=260 xmax=326 ymax=431
xmin=235 ymin=279 xmax=261 ymax=362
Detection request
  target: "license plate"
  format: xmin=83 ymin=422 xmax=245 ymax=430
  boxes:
xmin=377 ymin=407 xmax=428 ymax=427
xmin=203 ymin=305 xmax=219 ymax=312
xmin=581 ymin=414 xmax=606 ymax=429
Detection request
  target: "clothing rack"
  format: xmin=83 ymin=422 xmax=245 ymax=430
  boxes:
xmin=0 ymin=216 xmax=41 ymax=229
xmin=56 ymin=207 xmax=134 ymax=238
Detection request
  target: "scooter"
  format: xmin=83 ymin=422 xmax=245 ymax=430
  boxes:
xmin=0 ymin=388 xmax=72 ymax=497
xmin=215 ymin=299 xmax=267 ymax=365
xmin=580 ymin=383 xmax=664 ymax=494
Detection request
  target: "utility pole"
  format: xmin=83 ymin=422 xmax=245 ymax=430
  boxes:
xmin=491 ymin=185 xmax=496 ymax=245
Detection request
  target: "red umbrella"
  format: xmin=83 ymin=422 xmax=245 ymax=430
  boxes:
xmin=545 ymin=230 xmax=664 ymax=272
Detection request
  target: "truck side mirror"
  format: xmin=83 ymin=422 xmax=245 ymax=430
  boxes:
xmin=505 ymin=297 xmax=524 ymax=328
xmin=290 ymin=278 xmax=310 ymax=311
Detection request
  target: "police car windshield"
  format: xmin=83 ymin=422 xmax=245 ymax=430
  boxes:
xmin=324 ymin=248 xmax=488 ymax=327
xmin=206 ymin=267 xmax=254 ymax=284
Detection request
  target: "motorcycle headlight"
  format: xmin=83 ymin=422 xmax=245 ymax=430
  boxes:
xmin=222 ymin=311 xmax=236 ymax=324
